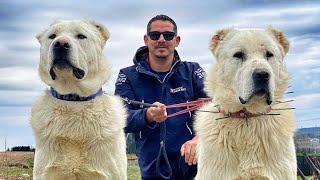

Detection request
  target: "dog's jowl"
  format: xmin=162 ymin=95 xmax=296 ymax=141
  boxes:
xmin=30 ymin=20 xmax=127 ymax=180
xmin=195 ymin=28 xmax=296 ymax=180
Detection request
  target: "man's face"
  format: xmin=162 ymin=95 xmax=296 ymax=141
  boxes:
xmin=144 ymin=20 xmax=180 ymax=60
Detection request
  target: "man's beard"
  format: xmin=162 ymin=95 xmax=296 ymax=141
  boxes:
xmin=155 ymin=54 xmax=168 ymax=60
xmin=154 ymin=48 xmax=169 ymax=60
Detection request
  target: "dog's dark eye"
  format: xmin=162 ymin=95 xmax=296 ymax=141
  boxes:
xmin=266 ymin=51 xmax=274 ymax=59
xmin=48 ymin=34 xmax=56 ymax=39
xmin=77 ymin=34 xmax=87 ymax=39
xmin=233 ymin=51 xmax=245 ymax=60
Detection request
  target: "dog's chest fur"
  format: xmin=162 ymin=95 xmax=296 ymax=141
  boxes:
xmin=30 ymin=91 xmax=126 ymax=178
xmin=195 ymin=103 xmax=296 ymax=179
xmin=32 ymin=93 xmax=120 ymax=141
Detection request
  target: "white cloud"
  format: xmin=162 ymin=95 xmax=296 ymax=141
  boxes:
xmin=225 ymin=4 xmax=320 ymax=34
xmin=0 ymin=67 xmax=44 ymax=91
xmin=0 ymin=90 xmax=43 ymax=106
xmin=291 ymin=93 xmax=320 ymax=109
xmin=240 ymin=6 xmax=320 ymax=17
xmin=0 ymin=115 xmax=29 ymax=127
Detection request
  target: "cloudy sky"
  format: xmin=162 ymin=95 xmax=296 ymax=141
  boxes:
xmin=0 ymin=0 xmax=319 ymax=150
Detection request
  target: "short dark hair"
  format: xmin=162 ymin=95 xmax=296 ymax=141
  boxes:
xmin=147 ymin=14 xmax=177 ymax=34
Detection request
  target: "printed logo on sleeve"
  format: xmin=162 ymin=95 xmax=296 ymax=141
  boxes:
xmin=116 ymin=73 xmax=127 ymax=85
xmin=194 ymin=67 xmax=206 ymax=79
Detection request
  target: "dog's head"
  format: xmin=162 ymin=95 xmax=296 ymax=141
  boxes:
xmin=207 ymin=28 xmax=290 ymax=110
xmin=36 ymin=20 xmax=110 ymax=96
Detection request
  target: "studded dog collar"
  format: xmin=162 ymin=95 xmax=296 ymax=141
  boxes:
xmin=50 ymin=87 xmax=103 ymax=101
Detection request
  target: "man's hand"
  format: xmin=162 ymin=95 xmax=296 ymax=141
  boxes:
xmin=146 ymin=102 xmax=167 ymax=123
xmin=180 ymin=136 xmax=199 ymax=166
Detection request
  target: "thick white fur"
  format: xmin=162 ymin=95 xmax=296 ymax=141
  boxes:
xmin=31 ymin=20 xmax=127 ymax=180
xmin=195 ymin=28 xmax=296 ymax=180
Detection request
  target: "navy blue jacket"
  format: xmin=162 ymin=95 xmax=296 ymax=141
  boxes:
xmin=115 ymin=46 xmax=206 ymax=178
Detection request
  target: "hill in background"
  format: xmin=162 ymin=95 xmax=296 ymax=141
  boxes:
xmin=296 ymin=127 xmax=320 ymax=139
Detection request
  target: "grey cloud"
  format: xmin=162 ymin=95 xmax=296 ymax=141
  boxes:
xmin=0 ymin=90 xmax=42 ymax=106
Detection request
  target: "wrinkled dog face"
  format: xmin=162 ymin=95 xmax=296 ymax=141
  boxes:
xmin=209 ymin=28 xmax=289 ymax=106
xmin=37 ymin=20 xmax=110 ymax=96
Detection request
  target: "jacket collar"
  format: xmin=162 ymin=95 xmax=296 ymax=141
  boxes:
xmin=50 ymin=87 xmax=104 ymax=101
xmin=133 ymin=46 xmax=181 ymax=82
xmin=136 ymin=59 xmax=181 ymax=83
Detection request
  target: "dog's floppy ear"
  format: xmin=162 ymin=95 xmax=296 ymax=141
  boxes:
xmin=89 ymin=21 xmax=110 ymax=47
xmin=267 ymin=27 xmax=290 ymax=55
xmin=210 ymin=28 xmax=231 ymax=55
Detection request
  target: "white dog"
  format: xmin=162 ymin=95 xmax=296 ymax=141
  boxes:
xmin=195 ymin=28 xmax=296 ymax=180
xmin=31 ymin=20 xmax=127 ymax=180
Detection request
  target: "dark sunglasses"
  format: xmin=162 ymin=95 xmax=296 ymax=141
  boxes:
xmin=148 ymin=31 xmax=176 ymax=41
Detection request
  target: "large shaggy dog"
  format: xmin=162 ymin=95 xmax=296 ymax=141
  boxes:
xmin=195 ymin=28 xmax=296 ymax=180
xmin=31 ymin=20 xmax=127 ymax=180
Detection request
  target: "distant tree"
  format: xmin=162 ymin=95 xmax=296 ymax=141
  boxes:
xmin=11 ymin=146 xmax=31 ymax=151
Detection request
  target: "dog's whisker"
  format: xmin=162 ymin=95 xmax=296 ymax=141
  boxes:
xmin=274 ymin=99 xmax=294 ymax=104
xmin=261 ymin=113 xmax=281 ymax=116
xmin=197 ymin=110 xmax=220 ymax=114
xmin=285 ymin=91 xmax=294 ymax=94
xmin=275 ymin=99 xmax=294 ymax=103
xmin=215 ymin=116 xmax=229 ymax=120
xmin=271 ymin=108 xmax=296 ymax=110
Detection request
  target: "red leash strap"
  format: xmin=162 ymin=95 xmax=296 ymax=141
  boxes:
xmin=121 ymin=97 xmax=212 ymax=118
xmin=166 ymin=98 xmax=212 ymax=108
xmin=166 ymin=98 xmax=212 ymax=118
xmin=167 ymin=104 xmax=202 ymax=118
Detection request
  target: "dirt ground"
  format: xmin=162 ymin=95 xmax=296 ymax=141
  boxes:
xmin=0 ymin=152 xmax=34 ymax=168
xmin=0 ymin=151 xmax=140 ymax=180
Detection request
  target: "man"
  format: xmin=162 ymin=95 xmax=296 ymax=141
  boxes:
xmin=115 ymin=15 xmax=206 ymax=180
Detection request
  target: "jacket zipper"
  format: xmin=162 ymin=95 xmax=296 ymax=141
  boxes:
xmin=157 ymin=60 xmax=180 ymax=84
xmin=139 ymin=60 xmax=180 ymax=139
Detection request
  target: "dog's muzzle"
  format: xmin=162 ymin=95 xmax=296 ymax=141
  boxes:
xmin=252 ymin=69 xmax=269 ymax=93
xmin=50 ymin=40 xmax=85 ymax=80
xmin=252 ymin=69 xmax=272 ymax=105
xmin=239 ymin=69 xmax=272 ymax=105
xmin=53 ymin=41 xmax=70 ymax=69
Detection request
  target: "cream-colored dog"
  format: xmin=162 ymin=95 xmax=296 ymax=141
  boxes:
xmin=31 ymin=20 xmax=127 ymax=180
xmin=195 ymin=28 xmax=296 ymax=180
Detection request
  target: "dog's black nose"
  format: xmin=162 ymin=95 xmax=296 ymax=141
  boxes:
xmin=252 ymin=69 xmax=270 ymax=82
xmin=252 ymin=69 xmax=270 ymax=96
xmin=54 ymin=41 xmax=70 ymax=49
xmin=53 ymin=39 xmax=70 ymax=69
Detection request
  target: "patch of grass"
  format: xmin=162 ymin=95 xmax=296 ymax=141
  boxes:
xmin=0 ymin=167 xmax=32 ymax=178
xmin=128 ymin=160 xmax=141 ymax=180
xmin=296 ymin=152 xmax=320 ymax=157
xmin=0 ymin=152 xmax=141 ymax=179
xmin=297 ymin=176 xmax=312 ymax=180
xmin=0 ymin=161 xmax=141 ymax=180
xmin=0 ymin=165 xmax=309 ymax=180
